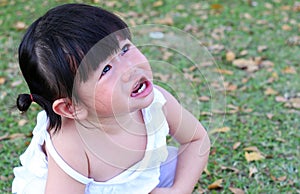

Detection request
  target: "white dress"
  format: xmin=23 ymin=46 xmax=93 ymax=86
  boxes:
xmin=12 ymin=88 xmax=175 ymax=194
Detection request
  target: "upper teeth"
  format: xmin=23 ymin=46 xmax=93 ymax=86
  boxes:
xmin=137 ymin=83 xmax=146 ymax=93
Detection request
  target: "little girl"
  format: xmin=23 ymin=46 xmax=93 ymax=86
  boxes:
xmin=12 ymin=3 xmax=210 ymax=194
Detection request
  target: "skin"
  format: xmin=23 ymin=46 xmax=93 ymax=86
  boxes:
xmin=45 ymin=39 xmax=210 ymax=194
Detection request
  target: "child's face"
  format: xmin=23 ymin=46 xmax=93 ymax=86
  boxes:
xmin=76 ymin=39 xmax=154 ymax=119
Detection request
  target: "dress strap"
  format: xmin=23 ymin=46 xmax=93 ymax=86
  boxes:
xmin=45 ymin=133 xmax=93 ymax=185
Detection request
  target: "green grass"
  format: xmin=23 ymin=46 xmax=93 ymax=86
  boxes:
xmin=1 ymin=0 xmax=299 ymax=193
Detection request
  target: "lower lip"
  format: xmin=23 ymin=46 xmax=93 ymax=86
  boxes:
xmin=131 ymin=81 xmax=153 ymax=98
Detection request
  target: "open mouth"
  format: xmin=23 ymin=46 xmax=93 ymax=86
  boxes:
xmin=131 ymin=78 xmax=152 ymax=97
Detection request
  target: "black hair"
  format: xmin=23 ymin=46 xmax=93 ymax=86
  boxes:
xmin=16 ymin=3 xmax=131 ymax=132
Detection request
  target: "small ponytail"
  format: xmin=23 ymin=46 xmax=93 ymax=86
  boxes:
xmin=16 ymin=93 xmax=61 ymax=132
xmin=16 ymin=94 xmax=33 ymax=112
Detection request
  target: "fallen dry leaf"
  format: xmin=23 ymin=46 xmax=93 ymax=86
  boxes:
xmin=229 ymin=187 xmax=245 ymax=194
xmin=18 ymin=119 xmax=28 ymax=127
xmin=9 ymin=133 xmax=26 ymax=140
xmin=232 ymin=58 xmax=259 ymax=72
xmin=245 ymin=151 xmax=265 ymax=162
xmin=208 ymin=179 xmax=223 ymax=190
xmin=271 ymin=175 xmax=287 ymax=182
xmin=155 ymin=15 xmax=174 ymax=25
xmin=0 ymin=77 xmax=6 ymax=85
xmin=266 ymin=113 xmax=274 ymax=119
xmin=249 ymin=166 xmax=258 ymax=177
xmin=220 ymin=166 xmax=240 ymax=174
xmin=239 ymin=50 xmax=248 ymax=56
xmin=214 ymin=68 xmax=234 ymax=75
xmin=0 ymin=133 xmax=9 ymax=141
xmin=260 ymin=60 xmax=274 ymax=68
xmin=243 ymin=146 xmax=260 ymax=152
xmin=14 ymin=21 xmax=27 ymax=30
xmin=209 ymin=127 xmax=230 ymax=134
xmin=275 ymin=96 xmax=288 ymax=102
xmin=204 ymin=165 xmax=211 ymax=176
xmin=290 ymin=98 xmax=300 ymax=109
xmin=282 ymin=24 xmax=292 ymax=31
xmin=226 ymin=51 xmax=236 ymax=61
xmin=277 ymin=176 xmax=287 ymax=181
xmin=153 ymin=0 xmax=163 ymax=7
xmin=233 ymin=142 xmax=241 ymax=150
xmin=199 ymin=96 xmax=210 ymax=102
xmin=197 ymin=187 xmax=206 ymax=194
xmin=282 ymin=66 xmax=297 ymax=74
xmin=243 ymin=13 xmax=252 ymax=19
xmin=257 ymin=45 xmax=268 ymax=52
xmin=264 ymin=87 xmax=278 ymax=95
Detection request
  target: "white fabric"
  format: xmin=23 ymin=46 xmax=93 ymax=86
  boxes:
xmin=12 ymin=88 xmax=170 ymax=194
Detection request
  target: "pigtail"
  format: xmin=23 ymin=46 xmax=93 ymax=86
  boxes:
xmin=16 ymin=94 xmax=33 ymax=112
xmin=16 ymin=93 xmax=61 ymax=132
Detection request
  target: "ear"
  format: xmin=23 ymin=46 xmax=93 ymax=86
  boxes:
xmin=52 ymin=98 xmax=88 ymax=120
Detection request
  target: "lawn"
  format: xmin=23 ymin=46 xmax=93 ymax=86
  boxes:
xmin=0 ymin=0 xmax=299 ymax=193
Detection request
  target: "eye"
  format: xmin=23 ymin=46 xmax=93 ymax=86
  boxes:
xmin=100 ymin=65 xmax=112 ymax=77
xmin=120 ymin=44 xmax=130 ymax=56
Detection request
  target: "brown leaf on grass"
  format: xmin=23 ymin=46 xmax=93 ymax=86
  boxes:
xmin=260 ymin=60 xmax=274 ymax=68
xmin=155 ymin=15 xmax=174 ymax=25
xmin=18 ymin=119 xmax=28 ymax=127
xmin=162 ymin=51 xmax=173 ymax=60
xmin=0 ymin=77 xmax=6 ymax=85
xmin=208 ymin=179 xmax=223 ymax=190
xmin=229 ymin=187 xmax=245 ymax=194
xmin=271 ymin=175 xmax=287 ymax=182
xmin=153 ymin=73 xmax=169 ymax=82
xmin=14 ymin=21 xmax=27 ymax=30
xmin=286 ymin=36 xmax=300 ymax=46
xmin=275 ymin=96 xmax=288 ymax=102
xmin=0 ymin=133 xmax=9 ymax=141
xmin=197 ymin=187 xmax=206 ymax=194
xmin=204 ymin=165 xmax=211 ymax=176
xmin=224 ymin=82 xmax=238 ymax=92
xmin=153 ymin=0 xmax=163 ymax=7
xmin=209 ymin=127 xmax=230 ymax=134
xmin=0 ymin=0 xmax=8 ymax=7
xmin=243 ymin=146 xmax=260 ymax=152
xmin=282 ymin=24 xmax=292 ymax=31
xmin=226 ymin=51 xmax=236 ymax=61
xmin=199 ymin=96 xmax=210 ymax=102
xmin=220 ymin=166 xmax=240 ymax=174
xmin=239 ymin=50 xmax=248 ymax=56
xmin=282 ymin=66 xmax=297 ymax=74
xmin=245 ymin=151 xmax=265 ymax=162
xmin=210 ymin=4 xmax=223 ymax=10
xmin=290 ymin=98 xmax=300 ymax=109
xmin=266 ymin=113 xmax=274 ymax=119
xmin=293 ymin=2 xmax=300 ymax=11
xmin=233 ymin=142 xmax=241 ymax=150
xmin=232 ymin=58 xmax=259 ymax=72
xmin=243 ymin=13 xmax=252 ymax=19
xmin=214 ymin=68 xmax=234 ymax=75
xmin=264 ymin=87 xmax=278 ymax=95
xmin=249 ymin=166 xmax=258 ymax=177
xmin=257 ymin=45 xmax=268 ymax=53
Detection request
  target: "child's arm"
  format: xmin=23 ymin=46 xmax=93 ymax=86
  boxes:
xmin=152 ymin=86 xmax=211 ymax=194
xmin=44 ymin=129 xmax=88 ymax=194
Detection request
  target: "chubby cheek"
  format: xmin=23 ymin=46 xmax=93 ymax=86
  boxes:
xmin=93 ymin=82 xmax=130 ymax=117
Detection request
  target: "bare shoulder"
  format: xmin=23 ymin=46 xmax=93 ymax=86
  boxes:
xmin=48 ymin=121 xmax=89 ymax=177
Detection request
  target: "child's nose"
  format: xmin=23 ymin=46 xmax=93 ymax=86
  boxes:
xmin=121 ymin=66 xmax=137 ymax=82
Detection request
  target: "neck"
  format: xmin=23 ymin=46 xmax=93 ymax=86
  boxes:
xmin=77 ymin=110 xmax=145 ymax=135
